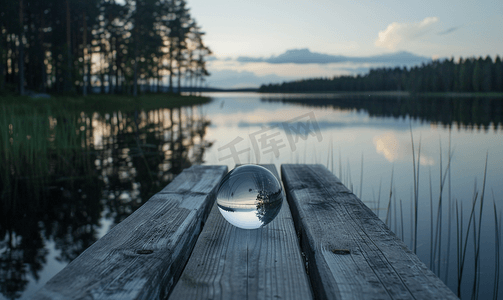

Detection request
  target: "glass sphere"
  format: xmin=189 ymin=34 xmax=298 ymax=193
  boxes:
xmin=216 ymin=165 xmax=283 ymax=229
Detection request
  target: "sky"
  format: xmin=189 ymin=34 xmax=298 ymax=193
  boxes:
xmin=185 ymin=0 xmax=503 ymax=88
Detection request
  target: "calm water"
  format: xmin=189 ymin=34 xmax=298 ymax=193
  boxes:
xmin=1 ymin=92 xmax=502 ymax=299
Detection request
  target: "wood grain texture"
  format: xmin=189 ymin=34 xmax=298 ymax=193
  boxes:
xmin=169 ymin=164 xmax=313 ymax=300
xmin=32 ymin=165 xmax=227 ymax=300
xmin=281 ymin=164 xmax=458 ymax=300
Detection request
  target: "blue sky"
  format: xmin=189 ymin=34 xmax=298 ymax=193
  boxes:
xmin=186 ymin=0 xmax=503 ymax=88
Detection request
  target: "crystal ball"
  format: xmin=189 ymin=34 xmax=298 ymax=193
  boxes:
xmin=216 ymin=165 xmax=283 ymax=229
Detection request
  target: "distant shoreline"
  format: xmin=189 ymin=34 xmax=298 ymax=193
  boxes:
xmin=418 ymin=92 xmax=503 ymax=98
xmin=202 ymin=88 xmax=503 ymax=97
xmin=254 ymin=90 xmax=503 ymax=98
xmin=257 ymin=91 xmax=410 ymax=97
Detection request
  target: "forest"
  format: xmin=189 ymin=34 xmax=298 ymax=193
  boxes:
xmin=259 ymin=56 xmax=503 ymax=94
xmin=0 ymin=0 xmax=211 ymax=96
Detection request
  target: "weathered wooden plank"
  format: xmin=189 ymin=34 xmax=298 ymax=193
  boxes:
xmin=169 ymin=164 xmax=313 ymax=300
xmin=33 ymin=165 xmax=228 ymax=300
xmin=281 ymin=164 xmax=458 ymax=300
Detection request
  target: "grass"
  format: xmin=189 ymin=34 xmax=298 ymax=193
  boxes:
xmin=1 ymin=104 xmax=93 ymax=210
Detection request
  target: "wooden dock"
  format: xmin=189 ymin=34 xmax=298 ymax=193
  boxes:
xmin=33 ymin=164 xmax=458 ymax=300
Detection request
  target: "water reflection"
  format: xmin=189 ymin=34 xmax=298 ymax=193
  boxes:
xmin=202 ymin=93 xmax=503 ymax=300
xmin=0 ymin=105 xmax=211 ymax=299
xmin=261 ymin=95 xmax=503 ymax=131
xmin=2 ymin=92 xmax=502 ymax=299
xmin=372 ymin=132 xmax=436 ymax=165
xmin=373 ymin=132 xmax=400 ymax=162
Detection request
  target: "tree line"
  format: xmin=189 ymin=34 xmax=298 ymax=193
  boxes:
xmin=259 ymin=56 xmax=503 ymax=93
xmin=0 ymin=0 xmax=211 ymax=96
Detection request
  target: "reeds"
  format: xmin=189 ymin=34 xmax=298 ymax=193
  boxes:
xmin=431 ymin=138 xmax=454 ymax=275
xmin=321 ymin=129 xmax=500 ymax=300
xmin=492 ymin=190 xmax=500 ymax=300
xmin=0 ymin=103 xmax=97 ymax=213
xmin=410 ymin=123 xmax=421 ymax=254
xmin=472 ymin=152 xmax=488 ymax=298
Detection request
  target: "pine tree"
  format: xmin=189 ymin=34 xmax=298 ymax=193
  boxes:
xmin=494 ymin=56 xmax=503 ymax=92
xmin=19 ymin=0 xmax=25 ymax=95
xmin=168 ymin=0 xmax=192 ymax=94
xmin=459 ymin=58 xmax=473 ymax=92
xmin=472 ymin=58 xmax=482 ymax=92
xmin=482 ymin=56 xmax=492 ymax=92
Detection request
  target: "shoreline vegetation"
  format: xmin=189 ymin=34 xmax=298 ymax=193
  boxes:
xmin=0 ymin=94 xmax=211 ymax=113
xmin=258 ymin=55 xmax=503 ymax=95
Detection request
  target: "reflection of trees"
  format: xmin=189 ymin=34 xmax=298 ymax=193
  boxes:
xmin=0 ymin=223 xmax=46 ymax=300
xmin=255 ymin=189 xmax=282 ymax=226
xmin=43 ymin=178 xmax=104 ymax=263
xmin=0 ymin=105 xmax=211 ymax=299
xmin=96 ymin=106 xmax=211 ymax=224
xmin=1 ymin=162 xmax=102 ymax=299
xmin=0 ymin=252 xmax=29 ymax=300
xmin=261 ymin=96 xmax=503 ymax=131
xmin=0 ymin=108 xmax=101 ymax=299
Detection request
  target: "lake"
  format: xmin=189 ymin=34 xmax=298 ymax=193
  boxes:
xmin=1 ymin=92 xmax=502 ymax=299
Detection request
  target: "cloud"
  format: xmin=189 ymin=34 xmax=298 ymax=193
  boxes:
xmin=375 ymin=17 xmax=439 ymax=50
xmin=236 ymin=56 xmax=265 ymax=63
xmin=438 ymin=26 xmax=461 ymax=35
xmin=235 ymin=48 xmax=431 ymax=66
xmin=237 ymin=49 xmax=346 ymax=64
xmin=205 ymin=49 xmax=434 ymax=88
xmin=206 ymin=69 xmax=294 ymax=89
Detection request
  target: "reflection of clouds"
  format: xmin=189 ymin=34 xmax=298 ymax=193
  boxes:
xmin=211 ymin=108 xmax=331 ymax=128
xmin=373 ymin=132 xmax=400 ymax=162
xmin=419 ymin=154 xmax=435 ymax=166
xmin=373 ymin=132 xmax=435 ymax=165
xmin=210 ymin=107 xmax=366 ymax=130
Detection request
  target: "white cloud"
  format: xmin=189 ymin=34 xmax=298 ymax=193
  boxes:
xmin=375 ymin=17 xmax=439 ymax=50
